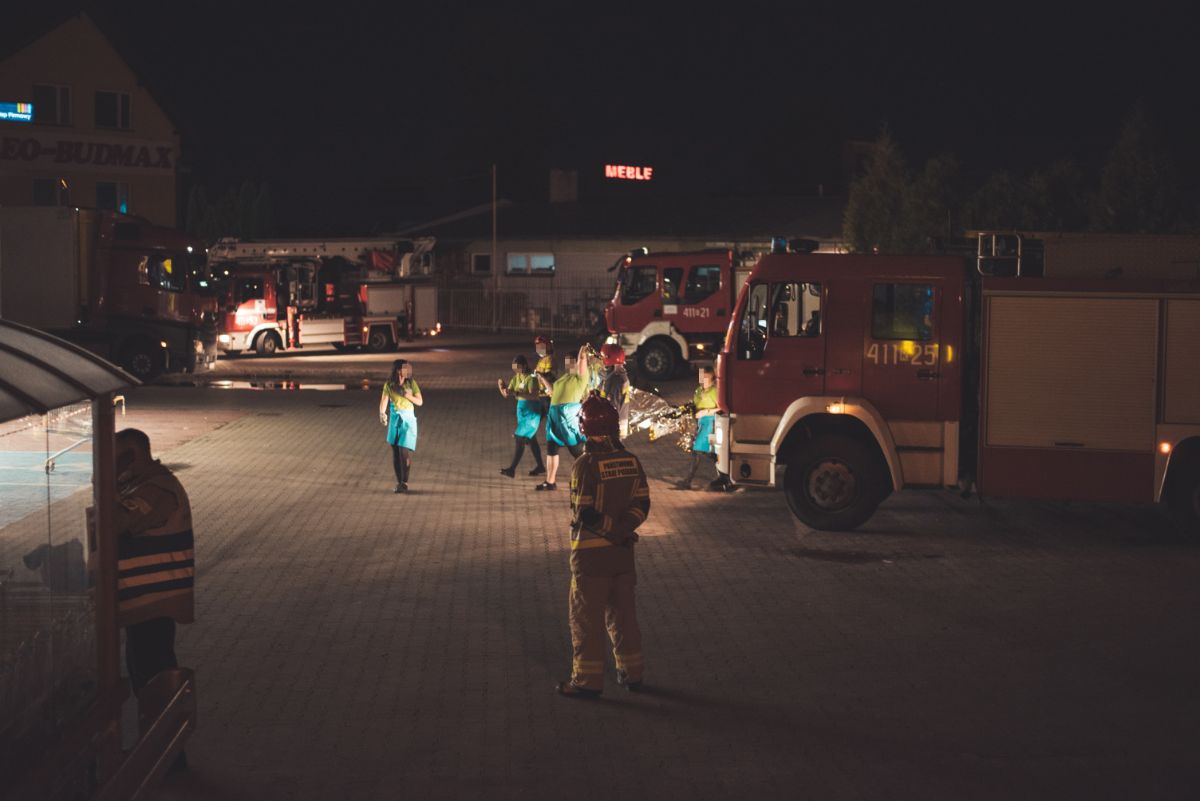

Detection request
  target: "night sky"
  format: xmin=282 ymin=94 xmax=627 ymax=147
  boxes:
xmin=8 ymin=3 xmax=1198 ymax=234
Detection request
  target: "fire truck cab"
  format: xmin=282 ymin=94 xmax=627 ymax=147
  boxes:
xmin=714 ymin=245 xmax=1200 ymax=535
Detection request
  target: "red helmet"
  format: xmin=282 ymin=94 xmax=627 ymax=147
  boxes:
xmin=534 ymin=335 xmax=551 ymax=346
xmin=600 ymin=343 xmax=625 ymax=366
xmin=580 ymin=392 xmax=619 ymax=438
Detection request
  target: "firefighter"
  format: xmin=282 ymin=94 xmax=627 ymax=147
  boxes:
xmin=599 ymin=343 xmax=631 ymax=438
xmin=379 ymin=358 xmax=423 ymax=493
xmin=113 ymin=428 xmax=194 ymax=769
xmin=497 ymin=354 xmax=545 ymax=477
xmin=557 ymin=393 xmax=651 ymax=698
xmin=678 ymin=365 xmax=733 ymax=490
xmin=535 ymin=345 xmax=590 ymax=490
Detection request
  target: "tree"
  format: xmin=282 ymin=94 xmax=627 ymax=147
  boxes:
xmin=961 ymin=172 xmax=1029 ymax=231
xmin=842 ymin=130 xmax=912 ymax=254
xmin=906 ymin=153 xmax=963 ymax=244
xmin=1091 ymin=104 xmax=1179 ymax=233
xmin=1025 ymin=160 xmax=1088 ymax=231
xmin=181 ymin=181 xmax=275 ymax=245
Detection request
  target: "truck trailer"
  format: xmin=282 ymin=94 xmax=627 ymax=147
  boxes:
xmin=0 ymin=206 xmax=217 ymax=380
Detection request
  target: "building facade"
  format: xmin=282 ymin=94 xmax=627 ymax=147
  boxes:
xmin=0 ymin=14 xmax=179 ymax=226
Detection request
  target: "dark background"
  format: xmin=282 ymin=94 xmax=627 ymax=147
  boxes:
xmin=6 ymin=2 xmax=1197 ymax=233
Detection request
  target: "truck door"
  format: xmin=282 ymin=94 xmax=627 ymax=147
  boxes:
xmin=670 ymin=261 xmax=727 ymax=336
xmin=860 ymin=281 xmax=942 ymax=420
xmin=613 ymin=262 xmax=660 ymax=331
xmin=729 ymin=279 xmax=825 ymax=414
xmin=228 ymin=275 xmax=268 ymax=334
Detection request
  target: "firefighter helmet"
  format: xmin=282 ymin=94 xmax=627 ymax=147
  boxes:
xmin=580 ymin=392 xmax=619 ymax=438
xmin=534 ymin=335 xmax=553 ymax=354
xmin=600 ymin=343 xmax=625 ymax=366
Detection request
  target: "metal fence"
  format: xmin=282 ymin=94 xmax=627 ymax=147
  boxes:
xmin=439 ymin=281 xmax=614 ymax=336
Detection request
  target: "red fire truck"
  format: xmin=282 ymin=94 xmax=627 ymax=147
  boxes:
xmin=209 ymin=238 xmax=438 ymax=355
xmin=605 ymin=247 xmax=767 ymax=380
xmin=0 ymin=206 xmax=217 ymax=380
xmin=713 ymin=237 xmax=1200 ymax=535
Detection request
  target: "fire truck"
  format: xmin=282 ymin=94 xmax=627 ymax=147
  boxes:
xmin=0 ymin=206 xmax=217 ymax=380
xmin=605 ymin=247 xmax=768 ymax=380
xmin=208 ymin=237 xmax=438 ymax=355
xmin=712 ymin=235 xmax=1200 ymax=535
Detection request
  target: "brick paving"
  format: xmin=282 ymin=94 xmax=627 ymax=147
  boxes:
xmin=127 ymin=355 xmax=1200 ymax=801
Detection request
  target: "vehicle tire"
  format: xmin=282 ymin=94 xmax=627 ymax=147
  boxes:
xmin=120 ymin=339 xmax=163 ymax=382
xmin=255 ymin=332 xmax=281 ymax=356
xmin=783 ymin=434 xmax=888 ymax=531
xmin=1164 ymin=462 xmax=1200 ymax=539
xmin=637 ymin=338 xmax=677 ymax=382
xmin=366 ymin=326 xmax=394 ymax=353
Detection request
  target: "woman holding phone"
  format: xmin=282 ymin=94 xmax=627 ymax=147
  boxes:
xmin=379 ymin=359 xmax=423 ymax=493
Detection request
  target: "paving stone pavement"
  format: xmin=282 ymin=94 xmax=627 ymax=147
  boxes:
xmin=129 ymin=365 xmax=1200 ymax=801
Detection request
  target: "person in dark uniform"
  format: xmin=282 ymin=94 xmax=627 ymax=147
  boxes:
xmin=557 ymin=393 xmax=651 ymax=698
xmin=498 ymin=355 xmax=545 ymax=477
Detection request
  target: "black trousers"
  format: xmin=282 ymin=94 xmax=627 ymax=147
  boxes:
xmin=125 ymin=616 xmax=178 ymax=693
xmin=392 ymin=445 xmax=413 ymax=484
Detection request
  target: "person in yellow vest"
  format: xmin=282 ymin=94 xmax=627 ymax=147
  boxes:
xmin=497 ymin=354 xmax=545 ymax=477
xmin=535 ymin=344 xmax=590 ymax=491
xmin=678 ymin=365 xmax=734 ymax=490
xmin=379 ymin=359 xmax=423 ymax=492
xmin=113 ymin=428 xmax=195 ymax=769
xmin=557 ymin=393 xmax=651 ymax=698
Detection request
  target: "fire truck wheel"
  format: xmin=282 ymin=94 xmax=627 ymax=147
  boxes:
xmin=783 ymin=434 xmax=887 ymax=531
xmin=637 ymin=339 xmax=677 ymax=381
xmin=120 ymin=339 xmax=163 ymax=382
xmin=1165 ymin=462 xmax=1200 ymax=538
xmin=367 ymin=327 xmax=394 ymax=353
xmin=255 ymin=332 xmax=281 ymax=356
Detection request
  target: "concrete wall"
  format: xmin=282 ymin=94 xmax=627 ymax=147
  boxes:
xmin=0 ymin=15 xmax=179 ymax=226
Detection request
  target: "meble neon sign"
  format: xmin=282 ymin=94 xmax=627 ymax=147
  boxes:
xmin=605 ymin=164 xmax=653 ymax=181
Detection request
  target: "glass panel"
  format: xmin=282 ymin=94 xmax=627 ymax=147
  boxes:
xmin=737 ymin=283 xmax=770 ymax=359
xmin=234 ymin=278 xmax=264 ymax=305
xmin=662 ymin=268 xmax=683 ymax=304
xmin=620 ymin=266 xmax=657 ymax=305
xmin=684 ymin=264 xmax=721 ymax=304
xmin=146 ymin=254 xmax=186 ymax=292
xmin=872 ymin=283 xmax=935 ymax=340
xmin=94 ymin=91 xmax=117 ymax=128
xmin=529 ymin=254 xmax=555 ymax=273
xmin=506 ymin=254 xmax=527 ymax=274
xmin=0 ymin=403 xmax=96 ymax=773
xmin=33 ymin=84 xmax=58 ymax=124
xmin=768 ymin=282 xmax=822 ymax=337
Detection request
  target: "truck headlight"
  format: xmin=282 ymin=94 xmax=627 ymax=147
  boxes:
xmin=218 ymin=334 xmax=231 ymax=344
xmin=159 ymin=340 xmax=168 ymax=349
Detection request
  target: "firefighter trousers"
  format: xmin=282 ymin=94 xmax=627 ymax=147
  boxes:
xmin=569 ymin=570 xmax=643 ymax=691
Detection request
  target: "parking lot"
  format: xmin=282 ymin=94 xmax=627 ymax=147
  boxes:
xmin=132 ymin=341 xmax=1200 ymax=800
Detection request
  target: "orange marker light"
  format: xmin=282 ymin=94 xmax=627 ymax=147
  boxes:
xmin=1159 ymin=441 xmax=1172 ymax=455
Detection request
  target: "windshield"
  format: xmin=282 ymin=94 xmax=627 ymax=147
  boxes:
xmin=619 ymin=265 xmax=657 ymax=305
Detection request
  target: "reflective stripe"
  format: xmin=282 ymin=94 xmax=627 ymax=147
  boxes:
xmin=119 ymin=549 xmax=194 ymax=571
xmin=627 ymin=508 xmax=646 ymax=522
xmin=571 ymin=538 xmax=614 ymax=550
xmin=118 ymin=565 xmax=194 ymax=589
xmin=614 ymin=652 xmax=644 ymax=667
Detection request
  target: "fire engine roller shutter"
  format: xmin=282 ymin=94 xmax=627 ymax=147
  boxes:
xmin=1164 ymin=300 xmax=1200 ymax=424
xmin=985 ymin=296 xmax=1157 ymax=451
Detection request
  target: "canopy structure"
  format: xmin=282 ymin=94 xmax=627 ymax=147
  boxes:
xmin=0 ymin=319 xmax=136 ymax=423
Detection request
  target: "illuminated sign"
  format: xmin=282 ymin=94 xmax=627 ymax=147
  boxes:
xmin=605 ymin=164 xmax=653 ymax=181
xmin=0 ymin=102 xmax=33 ymax=122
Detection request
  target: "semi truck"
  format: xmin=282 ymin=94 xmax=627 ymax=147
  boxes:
xmin=712 ymin=235 xmax=1200 ymax=536
xmin=0 ymin=206 xmax=217 ymax=380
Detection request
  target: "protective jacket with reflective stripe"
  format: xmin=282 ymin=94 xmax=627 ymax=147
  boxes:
xmin=569 ymin=438 xmax=651 ymax=576
xmin=115 ymin=462 xmax=195 ymax=627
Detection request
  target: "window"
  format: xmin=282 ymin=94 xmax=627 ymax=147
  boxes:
xmin=32 ymin=84 xmax=70 ymax=125
xmin=684 ymin=264 xmax=721 ymax=304
xmin=94 ymin=90 xmax=131 ymax=129
xmin=95 ymin=181 xmax=130 ymax=214
xmin=737 ymin=283 xmax=770 ymax=359
xmin=620 ymin=266 xmax=657 ymax=305
xmin=234 ymin=278 xmax=264 ymax=305
xmin=33 ymin=177 xmax=69 ymax=206
xmin=662 ymin=267 xmax=683 ymax=304
xmin=471 ymin=253 xmax=492 ymax=274
xmin=139 ymin=254 xmax=186 ymax=292
xmin=871 ymin=283 xmax=935 ymax=340
xmin=768 ymin=282 xmax=822 ymax=337
xmin=506 ymin=253 xmax=555 ymax=275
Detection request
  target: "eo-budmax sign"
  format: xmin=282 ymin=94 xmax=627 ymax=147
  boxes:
xmin=0 ymin=133 xmax=174 ymax=172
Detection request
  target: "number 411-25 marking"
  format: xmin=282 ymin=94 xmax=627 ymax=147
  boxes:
xmin=865 ymin=342 xmax=938 ymax=366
